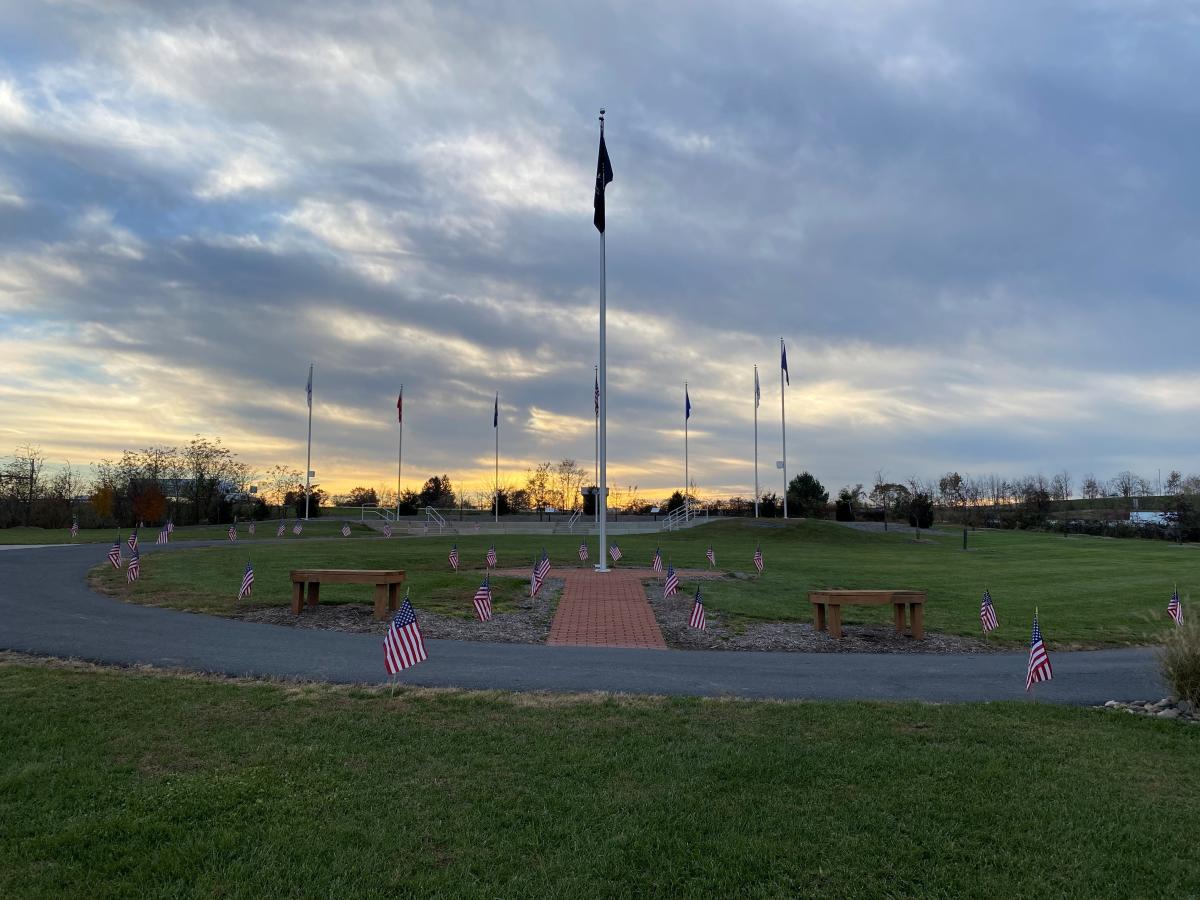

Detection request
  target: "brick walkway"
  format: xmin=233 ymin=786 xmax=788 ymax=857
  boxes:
xmin=547 ymin=569 xmax=668 ymax=649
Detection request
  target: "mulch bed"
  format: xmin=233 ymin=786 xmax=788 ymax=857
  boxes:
xmin=645 ymin=580 xmax=1004 ymax=654
xmin=236 ymin=578 xmax=564 ymax=644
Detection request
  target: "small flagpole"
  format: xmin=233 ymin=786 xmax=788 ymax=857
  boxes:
xmin=780 ymin=338 xmax=788 ymax=519
xmin=684 ymin=382 xmax=689 ymax=517
xmin=597 ymin=110 xmax=609 ymax=574
xmin=305 ymin=363 xmax=313 ymax=520
xmin=753 ymin=365 xmax=759 ymax=518
xmin=494 ymin=391 xmax=500 ymax=524
xmin=396 ymin=385 xmax=403 ymax=521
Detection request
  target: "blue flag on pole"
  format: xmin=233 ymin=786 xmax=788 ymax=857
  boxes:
xmin=781 ymin=341 xmax=789 ymax=385
xmin=493 ymin=393 xmax=498 ymax=428
xmin=685 ymin=387 xmax=692 ymax=420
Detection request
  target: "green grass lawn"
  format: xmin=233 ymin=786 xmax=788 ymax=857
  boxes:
xmin=0 ymin=520 xmax=376 ymax=544
xmin=90 ymin=519 xmax=1197 ymax=645
xmin=2 ymin=658 xmax=1198 ymax=898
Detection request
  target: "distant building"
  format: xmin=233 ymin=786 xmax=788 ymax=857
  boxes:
xmin=1129 ymin=511 xmax=1169 ymax=526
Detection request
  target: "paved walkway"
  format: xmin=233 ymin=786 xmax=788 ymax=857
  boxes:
xmin=548 ymin=569 xmax=667 ymax=649
xmin=0 ymin=543 xmax=1166 ymax=704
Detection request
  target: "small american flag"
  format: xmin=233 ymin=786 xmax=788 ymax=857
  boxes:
xmin=980 ymin=589 xmax=998 ymax=632
xmin=293 ymin=521 xmax=303 ymax=535
xmin=486 ymin=545 xmax=497 ymax=567
xmin=1025 ymin=612 xmax=1053 ymax=691
xmin=531 ymin=551 xmax=551 ymax=596
xmin=248 ymin=521 xmax=256 ymax=535
xmin=652 ymin=548 xmax=662 ymax=573
xmin=609 ymin=543 xmax=622 ymax=562
xmin=167 ymin=520 xmax=174 ymax=534
xmin=705 ymin=545 xmax=716 ymax=567
xmin=341 ymin=523 xmax=352 ymax=537
xmin=664 ymin=563 xmax=680 ymax=597
xmin=276 ymin=522 xmax=286 ymax=537
xmin=578 ymin=542 xmax=588 ymax=562
xmin=127 ymin=529 xmax=138 ymax=552
xmin=1168 ymin=588 xmax=1184 ymax=627
xmin=227 ymin=524 xmax=237 ymax=542
xmin=383 ymin=522 xmax=393 ymax=538
xmin=107 ymin=540 xmax=122 ymax=568
xmin=384 ymin=596 xmax=427 ymax=672
xmin=448 ymin=545 xmax=459 ymax=571
xmin=156 ymin=526 xmax=169 ymax=545
xmin=753 ymin=545 xmax=764 ymax=573
xmin=473 ymin=575 xmax=494 ymax=622
xmin=239 ymin=561 xmax=254 ymax=599
xmin=126 ymin=550 xmax=140 ymax=583
xmin=70 ymin=520 xmax=78 ymax=537
xmin=689 ymin=585 xmax=706 ymax=630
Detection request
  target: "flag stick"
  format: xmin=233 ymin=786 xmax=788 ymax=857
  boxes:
xmin=597 ymin=111 xmax=609 ymax=573
xmin=753 ymin=364 xmax=760 ymax=518
xmin=305 ymin=363 xmax=313 ymax=520
xmin=403 ymin=386 xmax=408 ymax=520
xmin=780 ymin=338 xmax=788 ymax=519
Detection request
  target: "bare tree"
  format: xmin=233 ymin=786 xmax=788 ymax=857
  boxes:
xmin=1166 ymin=470 xmax=1183 ymax=495
xmin=1109 ymin=471 xmax=1139 ymax=499
xmin=1050 ymin=470 xmax=1071 ymax=501
xmin=1080 ymin=473 xmax=1101 ymax=500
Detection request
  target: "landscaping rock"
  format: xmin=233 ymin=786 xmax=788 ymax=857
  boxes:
xmin=1157 ymin=708 xmax=1181 ymax=719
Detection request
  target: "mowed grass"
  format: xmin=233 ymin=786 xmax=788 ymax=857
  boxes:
xmin=91 ymin=519 xmax=1199 ymax=645
xmin=0 ymin=520 xmax=375 ymax=544
xmin=2 ymin=659 xmax=1198 ymax=898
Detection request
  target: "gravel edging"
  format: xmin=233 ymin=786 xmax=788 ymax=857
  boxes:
xmin=645 ymin=580 xmax=1003 ymax=654
xmin=235 ymin=578 xmax=564 ymax=644
xmin=1096 ymin=697 xmax=1200 ymax=723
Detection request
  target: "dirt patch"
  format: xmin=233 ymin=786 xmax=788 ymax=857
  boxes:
xmin=645 ymin=583 xmax=1004 ymax=654
xmin=235 ymin=578 xmax=564 ymax=644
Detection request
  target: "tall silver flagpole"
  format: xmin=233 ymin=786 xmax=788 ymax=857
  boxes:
xmin=597 ymin=110 xmax=609 ymax=573
xmin=753 ymin=365 xmax=760 ymax=518
xmin=494 ymin=392 xmax=499 ymax=523
xmin=780 ymin=337 xmax=788 ymax=519
xmin=305 ymin=363 xmax=313 ymax=520
xmin=594 ymin=364 xmax=599 ymax=526
xmin=684 ymin=382 xmax=689 ymax=517
xmin=403 ymin=386 xmax=408 ymax=520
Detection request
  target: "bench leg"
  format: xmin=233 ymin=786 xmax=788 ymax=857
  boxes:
xmin=291 ymin=582 xmax=304 ymax=615
xmin=813 ymin=603 xmax=826 ymax=633
xmin=893 ymin=602 xmax=906 ymax=633
xmin=307 ymin=582 xmax=320 ymax=608
xmin=373 ymin=584 xmax=389 ymax=621
xmin=388 ymin=583 xmax=399 ymax=613
xmin=828 ymin=604 xmax=843 ymax=639
xmin=910 ymin=603 xmax=924 ymax=640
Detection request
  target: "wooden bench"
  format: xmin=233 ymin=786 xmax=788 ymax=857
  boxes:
xmin=808 ymin=590 xmax=927 ymax=640
xmin=289 ymin=569 xmax=406 ymax=621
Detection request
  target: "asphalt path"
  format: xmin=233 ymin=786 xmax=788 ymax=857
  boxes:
xmin=0 ymin=541 xmax=1165 ymax=704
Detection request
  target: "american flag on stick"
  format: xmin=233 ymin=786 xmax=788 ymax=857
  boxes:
xmin=238 ymin=560 xmax=254 ymax=599
xmin=167 ymin=520 xmax=174 ymax=534
xmin=486 ymin=545 xmax=497 ymax=568
xmin=384 ymin=595 xmax=427 ymax=672
xmin=578 ymin=542 xmax=588 ymax=562
xmin=652 ymin=548 xmax=663 ymax=573
xmin=1025 ymin=610 xmax=1053 ymax=691
xmin=689 ymin=585 xmax=706 ymax=630
xmin=276 ymin=522 xmax=286 ymax=537
xmin=383 ymin=522 xmax=393 ymax=538
xmin=126 ymin=550 xmax=140 ymax=583
xmin=248 ymin=521 xmax=256 ymax=535
xmin=664 ymin=563 xmax=680 ymax=597
xmin=753 ymin=545 xmax=764 ymax=573
xmin=227 ymin=524 xmax=237 ymax=542
xmin=531 ymin=550 xmax=551 ymax=596
xmin=156 ymin=526 xmax=169 ymax=545
xmin=705 ymin=545 xmax=716 ymax=567
xmin=608 ymin=543 xmax=622 ymax=562
xmin=107 ymin=539 xmax=122 ymax=569
xmin=473 ymin=575 xmax=494 ymax=622
xmin=448 ymin=545 xmax=459 ymax=571
xmin=1168 ymin=587 xmax=1184 ymax=627
xmin=127 ymin=529 xmax=138 ymax=552
xmin=293 ymin=521 xmax=303 ymax=535
xmin=70 ymin=520 xmax=78 ymax=538
xmin=341 ymin=523 xmax=351 ymax=537
xmin=980 ymin=589 xmax=998 ymax=632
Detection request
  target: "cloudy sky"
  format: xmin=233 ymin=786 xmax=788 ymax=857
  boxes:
xmin=2 ymin=0 xmax=1199 ymax=500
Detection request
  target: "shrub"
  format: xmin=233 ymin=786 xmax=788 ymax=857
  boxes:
xmin=1160 ymin=616 xmax=1200 ymax=705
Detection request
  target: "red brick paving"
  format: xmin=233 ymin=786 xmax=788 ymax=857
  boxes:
xmin=547 ymin=569 xmax=668 ymax=649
